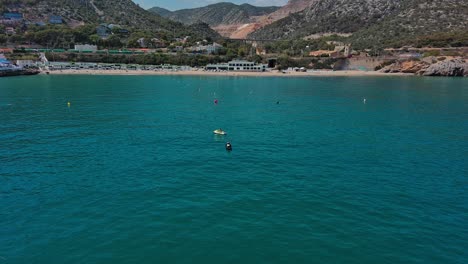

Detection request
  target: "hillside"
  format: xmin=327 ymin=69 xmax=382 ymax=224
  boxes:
xmin=216 ymin=0 xmax=311 ymax=39
xmin=147 ymin=1 xmax=312 ymax=39
xmin=249 ymin=0 xmax=468 ymax=48
xmin=147 ymin=7 xmax=172 ymax=18
xmin=1 ymin=0 xmax=220 ymax=39
xmin=257 ymin=0 xmax=312 ymax=25
xmin=149 ymin=2 xmax=280 ymax=26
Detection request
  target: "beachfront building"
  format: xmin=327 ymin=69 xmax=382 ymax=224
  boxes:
xmin=206 ymin=60 xmax=267 ymax=72
xmin=48 ymin=62 xmax=99 ymax=70
xmin=16 ymin=60 xmax=36 ymax=67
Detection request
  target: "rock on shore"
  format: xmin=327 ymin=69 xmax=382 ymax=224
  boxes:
xmin=380 ymin=57 xmax=468 ymax=77
xmin=421 ymin=58 xmax=468 ymax=77
xmin=380 ymin=60 xmax=430 ymax=74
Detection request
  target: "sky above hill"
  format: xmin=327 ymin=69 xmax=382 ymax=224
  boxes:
xmin=134 ymin=0 xmax=288 ymax=10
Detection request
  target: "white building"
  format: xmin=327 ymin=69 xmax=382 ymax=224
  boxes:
xmin=190 ymin=42 xmax=223 ymax=54
xmin=206 ymin=60 xmax=267 ymax=72
xmin=16 ymin=60 xmax=35 ymax=67
xmin=74 ymin=44 xmax=98 ymax=52
xmin=205 ymin=43 xmax=222 ymax=54
xmin=137 ymin=38 xmax=146 ymax=48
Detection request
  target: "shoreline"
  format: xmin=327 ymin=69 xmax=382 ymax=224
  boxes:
xmin=43 ymin=69 xmax=413 ymax=77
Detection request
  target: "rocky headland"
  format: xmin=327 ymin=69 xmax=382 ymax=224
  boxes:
xmin=380 ymin=57 xmax=468 ymax=77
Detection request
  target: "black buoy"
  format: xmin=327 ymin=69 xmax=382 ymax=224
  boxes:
xmin=276 ymin=101 xmax=280 ymax=104
xmin=225 ymin=142 xmax=232 ymax=151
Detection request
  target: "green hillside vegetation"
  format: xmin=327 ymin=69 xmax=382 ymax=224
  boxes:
xmin=264 ymin=37 xmax=340 ymax=56
xmin=149 ymin=2 xmax=280 ymax=26
xmin=42 ymin=52 xmax=231 ymax=67
xmin=249 ymin=0 xmax=468 ymax=49
xmin=147 ymin=7 xmax=172 ymax=17
xmin=0 ymin=23 xmax=220 ymax=49
xmin=1 ymin=0 xmax=221 ymax=42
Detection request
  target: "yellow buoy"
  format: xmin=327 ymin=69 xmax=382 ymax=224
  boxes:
xmin=67 ymin=102 xmax=71 ymax=107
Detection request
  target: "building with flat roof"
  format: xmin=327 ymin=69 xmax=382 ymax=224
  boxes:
xmin=74 ymin=44 xmax=98 ymax=52
xmin=96 ymin=24 xmax=111 ymax=39
xmin=3 ymin=13 xmax=23 ymax=20
xmin=49 ymin=15 xmax=63 ymax=24
xmin=206 ymin=60 xmax=267 ymax=72
xmin=1 ymin=12 xmax=23 ymax=25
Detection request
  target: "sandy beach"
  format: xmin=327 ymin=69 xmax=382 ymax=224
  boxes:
xmin=44 ymin=69 xmax=412 ymax=77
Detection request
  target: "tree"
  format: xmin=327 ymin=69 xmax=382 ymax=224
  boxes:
xmin=73 ymin=24 xmax=96 ymax=44
xmin=0 ymin=34 xmax=7 ymax=44
xmin=89 ymin=34 xmax=100 ymax=45
xmin=104 ymin=35 xmax=123 ymax=49
xmin=248 ymin=54 xmax=263 ymax=64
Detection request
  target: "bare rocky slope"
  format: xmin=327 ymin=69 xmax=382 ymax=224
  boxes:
xmin=148 ymin=0 xmax=310 ymax=39
xmin=227 ymin=0 xmax=311 ymax=39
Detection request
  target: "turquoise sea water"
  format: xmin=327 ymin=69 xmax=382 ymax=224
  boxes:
xmin=0 ymin=75 xmax=467 ymax=263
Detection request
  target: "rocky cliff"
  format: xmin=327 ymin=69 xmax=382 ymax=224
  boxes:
xmin=148 ymin=0 xmax=310 ymax=39
xmin=227 ymin=0 xmax=311 ymax=39
xmin=422 ymin=58 xmax=468 ymax=77
xmin=380 ymin=57 xmax=468 ymax=77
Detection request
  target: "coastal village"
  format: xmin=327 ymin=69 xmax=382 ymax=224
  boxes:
xmin=1 ymin=3 xmax=467 ymax=77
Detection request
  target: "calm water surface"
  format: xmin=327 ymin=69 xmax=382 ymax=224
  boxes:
xmin=1 ymin=75 xmax=467 ymax=263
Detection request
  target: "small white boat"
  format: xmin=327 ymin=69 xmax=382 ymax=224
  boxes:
xmin=213 ymin=129 xmax=227 ymax=135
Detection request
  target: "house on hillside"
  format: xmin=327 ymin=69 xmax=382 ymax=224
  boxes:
xmin=5 ymin=27 xmax=16 ymax=35
xmin=137 ymin=38 xmax=146 ymax=48
xmin=206 ymin=43 xmax=222 ymax=54
xmin=1 ymin=12 xmax=23 ymax=25
xmin=35 ymin=21 xmax=46 ymax=27
xmin=108 ymin=24 xmax=130 ymax=35
xmin=188 ymin=42 xmax=222 ymax=54
xmin=3 ymin=12 xmax=23 ymax=20
xmin=151 ymin=38 xmax=166 ymax=48
xmin=49 ymin=15 xmax=63 ymax=24
xmin=118 ymin=28 xmax=129 ymax=34
xmin=96 ymin=24 xmax=111 ymax=39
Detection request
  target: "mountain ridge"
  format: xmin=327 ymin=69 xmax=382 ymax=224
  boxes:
xmin=248 ymin=0 xmax=468 ymax=48
xmin=1 ymin=0 xmax=220 ymax=39
xmin=227 ymin=0 xmax=312 ymax=39
xmin=148 ymin=2 xmax=280 ymax=27
xmin=148 ymin=0 xmax=310 ymax=39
